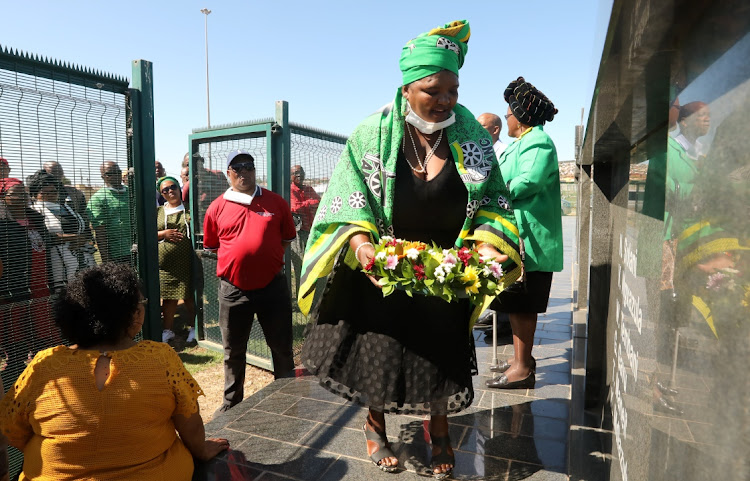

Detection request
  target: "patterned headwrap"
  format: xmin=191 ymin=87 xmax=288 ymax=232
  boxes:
xmin=156 ymin=176 xmax=180 ymax=191
xmin=504 ymin=77 xmax=557 ymax=127
xmin=400 ymin=20 xmax=470 ymax=85
xmin=0 ymin=177 xmax=22 ymax=197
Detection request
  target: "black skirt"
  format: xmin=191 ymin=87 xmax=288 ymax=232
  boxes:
xmin=490 ymin=271 xmax=554 ymax=313
xmin=301 ymin=155 xmax=477 ymax=415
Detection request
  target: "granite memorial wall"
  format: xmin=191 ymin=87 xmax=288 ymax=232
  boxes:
xmin=577 ymin=1 xmax=750 ymax=480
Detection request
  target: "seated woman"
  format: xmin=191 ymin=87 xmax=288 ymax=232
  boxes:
xmin=0 ymin=263 xmax=228 ymax=480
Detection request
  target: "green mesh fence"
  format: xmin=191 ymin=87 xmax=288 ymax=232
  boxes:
xmin=190 ymin=118 xmax=347 ymax=371
xmin=0 ymin=46 xmax=143 ymax=479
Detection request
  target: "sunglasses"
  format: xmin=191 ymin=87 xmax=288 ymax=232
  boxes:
xmin=161 ymin=184 xmax=179 ymax=194
xmin=504 ymin=113 xmax=514 ymax=120
xmin=104 ymin=170 xmax=121 ymax=176
xmin=230 ymin=161 xmax=255 ymax=173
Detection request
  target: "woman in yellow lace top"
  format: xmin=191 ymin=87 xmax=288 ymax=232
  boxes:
xmin=0 ymin=263 xmax=228 ymax=480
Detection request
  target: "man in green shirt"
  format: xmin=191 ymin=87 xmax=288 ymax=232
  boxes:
xmin=87 ymin=162 xmax=133 ymax=264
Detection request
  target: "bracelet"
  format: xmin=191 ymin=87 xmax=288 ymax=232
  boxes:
xmin=354 ymin=241 xmax=373 ymax=264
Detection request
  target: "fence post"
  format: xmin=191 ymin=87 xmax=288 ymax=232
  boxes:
xmin=130 ymin=59 xmax=161 ymax=342
xmin=272 ymin=100 xmax=291 ymax=199
xmin=272 ymin=101 xmax=293 ymax=299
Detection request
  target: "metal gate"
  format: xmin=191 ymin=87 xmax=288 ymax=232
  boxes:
xmin=188 ymin=101 xmax=347 ymax=371
xmin=0 ymin=46 xmax=158 ymax=478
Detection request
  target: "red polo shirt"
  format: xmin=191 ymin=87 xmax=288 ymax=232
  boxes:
xmin=290 ymin=182 xmax=320 ymax=232
xmin=203 ymin=186 xmax=296 ymax=291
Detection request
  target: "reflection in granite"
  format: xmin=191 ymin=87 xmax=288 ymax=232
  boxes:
xmin=575 ymin=1 xmax=750 ymax=480
xmin=193 ymin=217 xmax=578 ymax=480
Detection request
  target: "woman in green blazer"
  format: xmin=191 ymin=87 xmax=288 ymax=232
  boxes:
xmin=486 ymin=77 xmax=563 ymax=389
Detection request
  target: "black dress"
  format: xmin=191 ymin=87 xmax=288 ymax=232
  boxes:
xmin=302 ymin=155 xmax=476 ymax=415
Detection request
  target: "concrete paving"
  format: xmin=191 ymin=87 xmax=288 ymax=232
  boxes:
xmin=196 ymin=216 xmax=577 ymax=481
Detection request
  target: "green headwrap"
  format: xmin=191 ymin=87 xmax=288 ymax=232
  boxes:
xmin=156 ymin=176 xmax=180 ymax=191
xmin=399 ymin=20 xmax=470 ymax=85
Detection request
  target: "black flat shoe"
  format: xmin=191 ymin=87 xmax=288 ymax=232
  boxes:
xmin=490 ymin=356 xmax=536 ymax=374
xmin=654 ymin=396 xmax=683 ymax=416
xmin=656 ymin=381 xmax=679 ymax=397
xmin=486 ymin=372 xmax=536 ymax=389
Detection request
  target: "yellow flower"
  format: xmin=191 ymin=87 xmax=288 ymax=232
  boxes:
xmin=461 ymin=265 xmax=479 ymax=283
xmin=461 ymin=266 xmax=480 ymax=294
xmin=465 ymin=278 xmax=481 ymax=295
xmin=430 ymin=250 xmax=444 ymax=263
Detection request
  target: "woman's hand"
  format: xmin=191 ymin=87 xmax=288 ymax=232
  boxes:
xmin=476 ymin=242 xmax=510 ymax=264
xmin=197 ymin=438 xmax=230 ymax=461
xmin=173 ymin=411 xmax=229 ymax=462
xmin=350 ymin=233 xmax=381 ymax=289
xmin=163 ymin=229 xmax=184 ymax=243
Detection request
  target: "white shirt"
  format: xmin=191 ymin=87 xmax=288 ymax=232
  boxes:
xmin=673 ymin=133 xmax=706 ymax=160
xmin=493 ymin=140 xmax=507 ymax=159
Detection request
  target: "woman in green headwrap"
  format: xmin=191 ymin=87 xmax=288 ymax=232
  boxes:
xmin=298 ymin=21 xmax=521 ymax=478
xmin=156 ymin=176 xmax=195 ymax=343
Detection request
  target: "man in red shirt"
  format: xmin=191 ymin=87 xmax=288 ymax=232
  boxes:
xmin=203 ymin=150 xmax=297 ymax=412
xmin=289 ymin=165 xmax=320 ymax=293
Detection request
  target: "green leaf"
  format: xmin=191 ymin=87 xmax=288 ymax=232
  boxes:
xmin=382 ymin=284 xmax=395 ymax=296
xmin=402 ymin=262 xmax=414 ymax=277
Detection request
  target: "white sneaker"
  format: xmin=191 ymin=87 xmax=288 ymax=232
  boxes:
xmin=162 ymin=329 xmax=176 ymax=343
xmin=186 ymin=327 xmax=196 ymax=343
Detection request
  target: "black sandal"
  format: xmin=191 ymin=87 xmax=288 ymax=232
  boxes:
xmin=363 ymin=423 xmax=399 ymax=473
xmin=430 ymin=434 xmax=454 ymax=479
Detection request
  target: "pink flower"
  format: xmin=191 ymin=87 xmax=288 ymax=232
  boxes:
xmin=385 ymin=255 xmax=399 ymax=270
xmin=706 ymin=271 xmax=729 ymax=290
xmin=489 ymin=263 xmax=503 ymax=279
xmin=443 ymin=253 xmax=457 ymax=266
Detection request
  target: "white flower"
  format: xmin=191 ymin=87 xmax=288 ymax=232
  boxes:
xmin=380 ymin=236 xmax=394 ymax=243
xmin=482 ymin=266 xmax=491 ymax=276
xmin=406 ymin=248 xmax=420 ymax=261
xmin=480 ymin=254 xmax=494 ymax=263
xmin=436 ymin=275 xmax=446 ymax=283
xmin=434 ymin=266 xmax=445 ymax=278
xmin=375 ymin=251 xmax=387 ymax=260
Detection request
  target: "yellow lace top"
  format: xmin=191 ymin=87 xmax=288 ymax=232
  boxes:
xmin=0 ymin=341 xmax=203 ymax=481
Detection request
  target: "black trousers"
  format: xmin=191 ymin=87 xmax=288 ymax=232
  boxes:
xmin=218 ymin=273 xmax=294 ymax=407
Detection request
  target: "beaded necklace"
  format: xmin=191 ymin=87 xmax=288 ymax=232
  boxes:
xmin=402 ymin=123 xmax=443 ymax=174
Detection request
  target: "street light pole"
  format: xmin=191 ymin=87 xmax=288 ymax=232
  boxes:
xmin=200 ymin=8 xmax=211 ymax=128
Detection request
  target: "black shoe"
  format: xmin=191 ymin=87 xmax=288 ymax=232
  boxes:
xmin=486 ymin=372 xmax=535 ymax=389
xmin=654 ymin=396 xmax=683 ymax=416
xmin=212 ymin=404 xmax=233 ymax=419
xmin=490 ymin=356 xmax=536 ymax=374
xmin=474 ymin=311 xmax=494 ymax=328
xmin=656 ymin=381 xmax=679 ymax=397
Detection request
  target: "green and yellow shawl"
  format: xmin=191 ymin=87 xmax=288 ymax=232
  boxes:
xmin=297 ymin=90 xmax=523 ymax=325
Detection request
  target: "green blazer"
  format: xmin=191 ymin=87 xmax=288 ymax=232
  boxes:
xmin=498 ymin=125 xmax=563 ymax=272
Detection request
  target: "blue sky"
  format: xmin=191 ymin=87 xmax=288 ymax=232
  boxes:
xmin=3 ymin=0 xmax=611 ymax=177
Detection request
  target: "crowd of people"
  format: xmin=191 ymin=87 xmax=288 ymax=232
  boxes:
xmin=0 ymin=18 xmax=573 ymax=481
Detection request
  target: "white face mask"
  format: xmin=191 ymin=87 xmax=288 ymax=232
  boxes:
xmin=404 ymin=101 xmax=455 ymax=134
